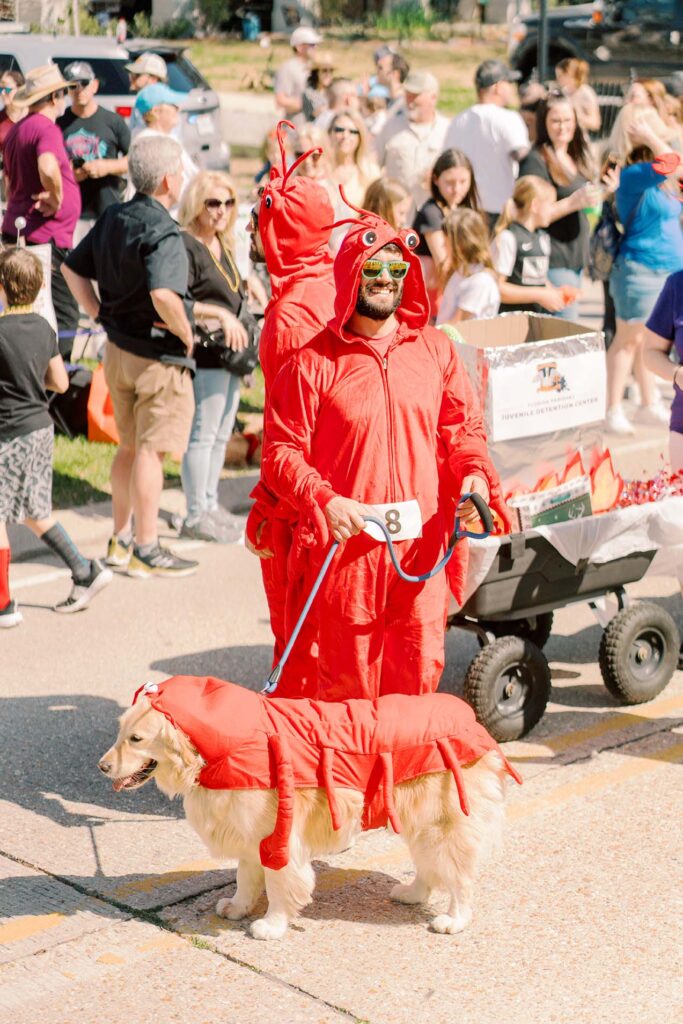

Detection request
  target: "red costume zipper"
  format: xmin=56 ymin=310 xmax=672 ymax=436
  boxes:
xmin=382 ymin=349 xmax=397 ymax=503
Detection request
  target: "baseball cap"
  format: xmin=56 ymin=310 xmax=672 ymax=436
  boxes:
xmin=125 ymin=52 xmax=168 ymax=81
xmin=134 ymin=82 xmax=186 ymax=115
xmin=63 ymin=60 xmax=96 ymax=84
xmin=475 ymin=59 xmax=521 ymax=91
xmin=403 ymin=70 xmax=439 ymax=95
xmin=290 ymin=26 xmax=322 ymax=47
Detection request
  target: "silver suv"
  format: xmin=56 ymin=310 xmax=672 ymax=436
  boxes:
xmin=0 ymin=33 xmax=229 ymax=169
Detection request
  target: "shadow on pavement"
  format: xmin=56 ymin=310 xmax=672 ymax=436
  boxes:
xmin=0 ymin=694 xmax=183 ymax=827
xmin=0 ymin=868 xmax=232 ymax=926
xmin=151 ymin=644 xmax=274 ymax=691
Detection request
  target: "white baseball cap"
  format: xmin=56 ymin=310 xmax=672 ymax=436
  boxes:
xmin=125 ymin=52 xmax=168 ymax=81
xmin=290 ymin=26 xmax=322 ymax=48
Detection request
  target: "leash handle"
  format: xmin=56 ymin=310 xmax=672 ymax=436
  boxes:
xmin=262 ymin=492 xmax=492 ymax=694
xmin=449 ymin=491 xmax=494 ymax=544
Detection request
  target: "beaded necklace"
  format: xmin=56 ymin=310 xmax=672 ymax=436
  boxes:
xmin=204 ymin=235 xmax=240 ymax=294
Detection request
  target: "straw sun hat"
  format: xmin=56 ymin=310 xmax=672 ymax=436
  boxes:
xmin=13 ymin=64 xmax=76 ymax=108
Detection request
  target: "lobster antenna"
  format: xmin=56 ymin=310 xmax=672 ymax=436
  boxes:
xmin=275 ymin=119 xmax=295 ymax=171
xmin=321 ymin=183 xmax=375 ymax=231
xmin=283 ymin=146 xmax=323 ymax=184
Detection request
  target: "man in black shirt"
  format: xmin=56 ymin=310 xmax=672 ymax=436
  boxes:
xmin=62 ymin=134 xmax=197 ymax=579
xmin=58 ymin=61 xmax=130 ymax=224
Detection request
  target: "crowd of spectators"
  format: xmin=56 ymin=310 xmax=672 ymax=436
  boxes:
xmin=1 ymin=34 xmax=682 ymax=619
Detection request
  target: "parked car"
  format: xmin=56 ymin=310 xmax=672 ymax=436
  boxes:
xmin=509 ymin=0 xmax=683 ymax=134
xmin=0 ymin=34 xmax=229 ymax=169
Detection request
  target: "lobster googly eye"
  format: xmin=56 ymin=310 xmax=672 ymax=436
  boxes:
xmin=404 ymin=231 xmax=419 ymax=249
xmin=264 ymin=194 xmax=273 ymax=208
xmin=362 ymin=229 xmax=377 ymax=246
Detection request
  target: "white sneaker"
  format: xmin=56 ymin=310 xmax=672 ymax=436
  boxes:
xmin=0 ymin=599 xmax=22 ymax=628
xmin=54 ymin=561 xmax=113 ymax=614
xmin=605 ymin=405 xmax=635 ymax=435
xmin=638 ymin=402 xmax=670 ymax=426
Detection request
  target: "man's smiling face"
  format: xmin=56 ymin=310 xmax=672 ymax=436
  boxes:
xmin=355 ymin=245 xmax=407 ymax=321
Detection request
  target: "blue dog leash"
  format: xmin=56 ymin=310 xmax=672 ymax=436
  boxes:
xmin=262 ymin=492 xmax=493 ymax=694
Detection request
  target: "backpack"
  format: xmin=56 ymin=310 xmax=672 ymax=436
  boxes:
xmin=590 ymin=193 xmax=645 ymax=282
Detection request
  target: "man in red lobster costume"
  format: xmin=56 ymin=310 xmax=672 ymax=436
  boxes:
xmin=262 ymin=204 xmax=511 ymax=701
xmin=245 ymin=121 xmax=336 ymax=692
xmin=131 ymin=676 xmax=521 ymax=871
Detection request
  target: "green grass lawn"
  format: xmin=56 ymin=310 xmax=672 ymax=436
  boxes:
xmin=188 ymin=31 xmax=505 ymax=118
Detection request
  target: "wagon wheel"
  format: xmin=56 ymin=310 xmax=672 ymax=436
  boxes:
xmin=476 ymin=612 xmax=554 ymax=650
xmin=464 ymin=636 xmax=552 ymax=743
xmin=598 ymin=602 xmax=679 ymax=705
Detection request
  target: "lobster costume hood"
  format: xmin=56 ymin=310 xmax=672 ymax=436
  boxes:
xmin=255 ymin=120 xmax=337 ymax=389
xmin=262 ymin=205 xmax=511 ymax=701
xmin=247 ymin=122 xmax=338 ymax=683
xmin=134 ymin=675 xmax=521 ymax=871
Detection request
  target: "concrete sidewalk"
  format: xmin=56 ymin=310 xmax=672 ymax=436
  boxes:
xmin=2 ymin=518 xmax=681 ymax=1024
xmin=2 ymin=283 xmax=681 ymax=1024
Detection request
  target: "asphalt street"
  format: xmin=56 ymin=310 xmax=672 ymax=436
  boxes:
xmin=2 ymin=431 xmax=682 ymax=1024
xmin=1 ymin=281 xmax=681 ymax=1024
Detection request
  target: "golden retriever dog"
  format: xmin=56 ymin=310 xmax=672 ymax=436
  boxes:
xmin=99 ymin=695 xmax=510 ymax=940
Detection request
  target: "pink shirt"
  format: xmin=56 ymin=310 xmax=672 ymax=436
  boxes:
xmin=2 ymin=111 xmax=81 ymax=248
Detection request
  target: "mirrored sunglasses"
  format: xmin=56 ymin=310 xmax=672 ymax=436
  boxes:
xmin=361 ymin=258 xmax=410 ymax=281
xmin=69 ymin=80 xmax=92 ymax=90
xmin=332 ymin=125 xmax=360 ymax=136
xmin=0 ymin=85 xmax=13 ymax=94
xmin=204 ymin=197 xmax=236 ymax=211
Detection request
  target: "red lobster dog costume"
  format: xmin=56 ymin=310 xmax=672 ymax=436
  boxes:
xmin=262 ymin=206 xmax=511 ymax=701
xmin=246 ymin=122 xmax=336 ymax=693
xmin=135 ymin=675 xmax=521 ymax=870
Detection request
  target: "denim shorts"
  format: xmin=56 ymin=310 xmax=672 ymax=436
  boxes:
xmin=610 ymin=258 xmax=671 ymax=323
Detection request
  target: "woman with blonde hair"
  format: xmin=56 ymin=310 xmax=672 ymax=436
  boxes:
xmin=606 ymin=93 xmax=679 ymax=165
xmin=604 ymin=119 xmax=683 ymax=434
xmin=435 ymin=208 xmax=500 ymax=326
xmin=491 ymin=175 xmax=566 ymax=313
xmin=178 ymin=170 xmax=249 ymax=541
xmin=361 ymin=177 xmax=411 ymax=230
xmin=327 ymin=108 xmax=379 ymax=208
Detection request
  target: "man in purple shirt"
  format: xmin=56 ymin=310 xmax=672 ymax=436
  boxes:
xmin=644 ymin=268 xmax=683 ymax=670
xmin=2 ymin=64 xmax=81 ymax=358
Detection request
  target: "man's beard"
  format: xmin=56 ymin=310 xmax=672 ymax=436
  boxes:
xmin=355 ymin=279 xmax=404 ymax=321
xmin=248 ymin=235 xmax=266 ymax=265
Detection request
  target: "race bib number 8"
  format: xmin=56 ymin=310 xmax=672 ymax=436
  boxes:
xmin=363 ymin=499 xmax=423 ymax=543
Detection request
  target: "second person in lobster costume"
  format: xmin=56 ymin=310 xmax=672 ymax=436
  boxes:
xmin=245 ymin=122 xmax=337 ymax=693
xmin=263 ymin=202 xmax=511 ymax=702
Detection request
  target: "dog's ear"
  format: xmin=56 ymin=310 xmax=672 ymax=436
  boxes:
xmin=159 ymin=714 xmax=204 ymax=793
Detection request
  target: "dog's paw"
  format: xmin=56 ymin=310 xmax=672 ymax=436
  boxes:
xmin=390 ymin=880 xmax=431 ymax=905
xmin=249 ymin=914 xmax=288 ymax=941
xmin=429 ymin=909 xmax=472 ymax=935
xmin=216 ymin=897 xmax=250 ymax=921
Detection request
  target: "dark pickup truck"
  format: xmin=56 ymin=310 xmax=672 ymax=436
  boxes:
xmin=509 ymin=0 xmax=683 ymax=84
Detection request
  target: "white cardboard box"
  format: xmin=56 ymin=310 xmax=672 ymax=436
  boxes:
xmin=454 ymin=313 xmax=606 ymax=488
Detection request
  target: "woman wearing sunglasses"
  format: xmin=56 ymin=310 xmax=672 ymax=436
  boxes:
xmin=0 ymin=71 xmax=26 ymax=167
xmin=178 ymin=171 xmax=249 ymax=542
xmin=327 ymin=110 xmax=379 ymax=210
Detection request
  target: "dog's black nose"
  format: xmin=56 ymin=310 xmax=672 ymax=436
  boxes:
xmin=98 ymin=759 xmax=112 ymax=774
